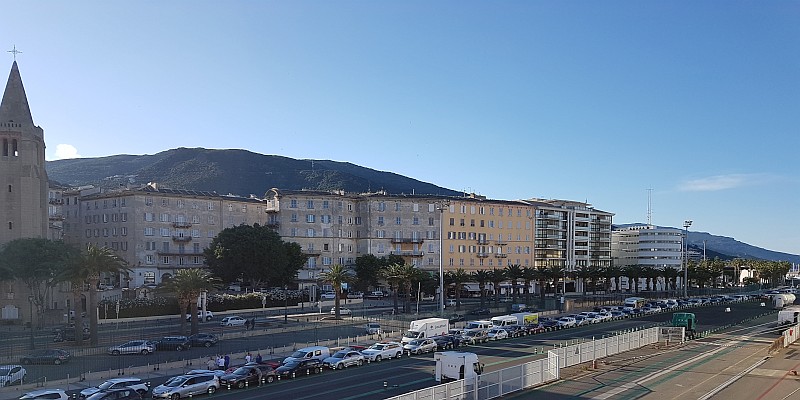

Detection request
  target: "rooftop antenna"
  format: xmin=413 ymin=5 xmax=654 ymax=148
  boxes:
xmin=7 ymin=45 xmax=22 ymax=61
xmin=646 ymin=188 xmax=653 ymax=226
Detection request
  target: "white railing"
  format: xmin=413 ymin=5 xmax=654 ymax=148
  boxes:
xmin=783 ymin=322 xmax=800 ymax=347
xmin=387 ymin=327 xmax=660 ymax=400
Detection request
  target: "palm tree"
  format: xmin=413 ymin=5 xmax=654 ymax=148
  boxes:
xmin=662 ymin=267 xmax=679 ymax=294
xmin=159 ymin=268 xmax=221 ymax=334
xmin=487 ymin=269 xmax=506 ymax=308
xmin=640 ymin=267 xmax=657 ymax=292
xmin=381 ymin=263 xmax=405 ymax=315
xmin=81 ymin=244 xmax=130 ymax=345
xmin=622 ymin=265 xmax=642 ymax=294
xmin=521 ymin=267 xmax=537 ymax=305
xmin=575 ymin=265 xmax=591 ymax=295
xmin=472 ymin=270 xmax=490 ymax=308
xmin=548 ymin=265 xmax=565 ymax=295
xmin=504 ymin=264 xmax=524 ymax=303
xmin=397 ymin=263 xmax=424 ymax=313
xmin=534 ymin=265 xmax=549 ymax=303
xmin=320 ymin=264 xmax=353 ymax=319
xmin=447 ymin=268 xmax=471 ymax=310
xmin=55 ymin=248 xmax=88 ymax=345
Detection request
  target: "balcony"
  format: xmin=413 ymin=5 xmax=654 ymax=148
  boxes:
xmin=391 ymin=250 xmax=424 ymax=257
xmin=302 ymin=249 xmax=322 ymax=256
xmin=495 ymin=240 xmax=507 ymax=246
xmin=476 ymin=239 xmax=489 ymax=245
xmin=494 ymin=253 xmax=507 ymax=258
xmin=157 ymin=250 xmax=203 ymax=256
xmin=476 ymin=253 xmax=489 ymax=258
xmin=48 ymin=198 xmax=63 ymax=205
xmin=171 ymin=235 xmax=192 ymax=242
xmin=265 ymin=200 xmax=279 ymax=213
xmin=172 ymin=221 xmax=192 ymax=228
xmin=390 ymin=238 xmax=424 ymax=244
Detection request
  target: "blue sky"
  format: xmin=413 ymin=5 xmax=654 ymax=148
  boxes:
xmin=2 ymin=1 xmax=798 ymax=255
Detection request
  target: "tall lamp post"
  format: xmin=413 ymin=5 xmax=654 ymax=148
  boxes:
xmin=27 ymin=295 xmax=35 ymax=350
xmin=283 ymin=285 xmax=289 ymax=324
xmin=437 ymin=200 xmax=449 ymax=317
xmin=683 ymin=220 xmax=693 ymax=298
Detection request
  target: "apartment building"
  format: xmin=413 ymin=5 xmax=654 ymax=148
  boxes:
xmin=611 ymin=224 xmax=683 ymax=290
xmin=67 ymin=183 xmax=267 ymax=287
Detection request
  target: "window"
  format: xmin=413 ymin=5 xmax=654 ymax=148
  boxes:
xmin=160 ymin=228 xmax=170 ymax=237
xmin=208 ymin=216 xmax=215 ymax=224
xmin=307 ymin=229 xmax=315 ymax=237
xmin=307 ymin=200 xmax=314 ymax=209
xmin=207 ymin=230 xmax=215 ymax=238
xmin=290 ymin=199 xmax=298 ymax=208
xmin=323 ymin=200 xmax=329 ymax=209
xmin=207 ymin=202 xmax=214 ymax=210
xmin=145 ymin=197 xmax=153 ymax=206
xmin=121 ymin=213 xmax=127 ymax=222
xmin=160 ymin=213 xmax=170 ymax=222
xmin=291 ymin=213 xmax=298 ymax=222
xmin=161 ymin=198 xmax=169 ymax=206
xmin=162 ymin=242 xmax=170 ymax=252
xmin=377 ymin=216 xmax=384 ymax=225
xmin=428 ymin=217 xmax=434 ymax=226
xmin=176 ymin=199 xmax=184 ymax=208
xmin=395 ymin=217 xmax=401 ymax=225
xmin=395 ymin=202 xmax=400 ymax=211
xmin=228 ymin=204 xmax=234 ymax=212
xmin=144 ymin=227 xmax=155 ymax=236
xmin=161 ymin=256 xmax=171 ymax=265
xmin=145 ymin=255 xmax=154 ymax=265
xmin=412 ymin=217 xmax=419 ymax=225
xmin=121 ymin=227 xmax=127 ymax=236
xmin=377 ymin=202 xmax=386 ymax=212
xmin=102 ymin=228 xmax=109 ymax=237
xmin=120 ymin=198 xmax=126 ymax=207
xmin=306 ymin=214 xmax=316 ymax=223
xmin=241 ymin=205 xmax=247 ymax=212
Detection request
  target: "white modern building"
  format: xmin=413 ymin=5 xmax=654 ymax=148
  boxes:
xmin=611 ymin=224 xmax=684 ymax=290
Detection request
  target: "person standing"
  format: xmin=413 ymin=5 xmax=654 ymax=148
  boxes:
xmin=255 ymin=353 xmax=263 ymax=364
xmin=207 ymin=357 xmax=217 ymax=370
xmin=224 ymin=354 xmax=230 ymax=369
xmin=245 ymin=352 xmax=252 ymax=363
xmin=216 ymin=355 xmax=225 ymax=370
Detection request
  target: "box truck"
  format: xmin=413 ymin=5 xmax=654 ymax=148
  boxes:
xmin=491 ymin=312 xmax=538 ymax=327
xmin=434 ymin=351 xmax=484 ymax=382
xmin=402 ymin=317 xmax=449 ymax=344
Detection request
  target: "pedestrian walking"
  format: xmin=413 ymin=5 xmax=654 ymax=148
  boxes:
xmin=245 ymin=352 xmax=252 ymax=363
xmin=224 ymin=354 xmax=230 ymax=369
xmin=244 ymin=318 xmax=251 ymax=330
xmin=216 ymin=355 xmax=225 ymax=369
xmin=249 ymin=318 xmax=255 ymax=329
xmin=207 ymin=357 xmax=217 ymax=370
xmin=255 ymin=353 xmax=263 ymax=364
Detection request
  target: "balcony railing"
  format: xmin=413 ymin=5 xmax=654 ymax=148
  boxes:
xmin=391 ymin=250 xmax=424 ymax=257
xmin=390 ymin=238 xmax=424 ymax=244
xmin=172 ymin=221 xmax=192 ymax=228
xmin=476 ymin=239 xmax=489 ymax=245
xmin=302 ymin=249 xmax=322 ymax=256
xmin=171 ymin=235 xmax=192 ymax=242
xmin=476 ymin=253 xmax=489 ymax=258
xmin=494 ymin=253 xmax=507 ymax=258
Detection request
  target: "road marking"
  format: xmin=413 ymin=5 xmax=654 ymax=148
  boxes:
xmin=696 ymin=357 xmax=768 ymax=400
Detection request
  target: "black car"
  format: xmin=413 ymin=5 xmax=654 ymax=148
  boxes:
xmin=188 ymin=333 xmax=219 ymax=348
xmin=467 ymin=308 xmax=491 ymax=316
xmin=275 ymin=359 xmax=323 ymax=379
xmin=219 ymin=364 xmax=276 ymax=388
xmin=20 ymin=349 xmax=71 ymax=365
xmin=53 ymin=328 xmax=90 ymax=342
xmin=502 ymin=325 xmax=526 ymax=338
xmin=433 ymin=335 xmax=462 ymax=350
xmin=153 ymin=336 xmax=192 ymax=351
xmin=448 ymin=314 xmax=465 ymax=323
xmin=538 ymin=318 xmax=560 ymax=330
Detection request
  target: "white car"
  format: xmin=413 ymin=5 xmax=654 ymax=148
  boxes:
xmin=403 ymin=338 xmax=438 ymax=354
xmin=323 ymin=349 xmax=365 ymax=370
xmin=0 ymin=364 xmax=25 ymax=386
xmin=186 ymin=311 xmax=214 ymax=321
xmin=487 ymin=328 xmax=509 ymax=341
xmin=360 ymin=342 xmax=403 ymax=362
xmin=107 ymin=340 xmax=155 ymax=355
xmin=330 ymin=307 xmax=352 ymax=316
xmin=421 ymin=294 xmax=435 ymax=301
xmin=220 ymin=316 xmax=246 ymax=327
xmin=557 ymin=316 xmax=576 ymax=328
xmin=365 ymin=323 xmax=382 ymax=335
xmin=20 ymin=389 xmax=68 ymax=400
xmin=321 ymin=292 xmax=337 ymax=300
xmin=79 ymin=377 xmax=150 ymax=398
xmin=596 ymin=311 xmax=613 ymax=322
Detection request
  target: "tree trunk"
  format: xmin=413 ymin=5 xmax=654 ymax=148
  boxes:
xmin=87 ymin=277 xmax=99 ymax=345
xmin=479 ymin=284 xmax=486 ymax=308
xmin=189 ymin=299 xmax=199 ymax=335
xmin=493 ymin=282 xmax=501 ymax=308
xmin=178 ymin=298 xmax=189 ymax=335
xmin=511 ymin=280 xmax=518 ymax=303
xmin=335 ymin=289 xmax=342 ymax=318
xmin=72 ymin=286 xmax=84 ymax=346
xmin=455 ymin=284 xmax=462 ymax=310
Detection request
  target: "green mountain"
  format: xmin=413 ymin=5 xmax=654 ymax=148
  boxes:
xmin=45 ymin=147 xmax=462 ymax=198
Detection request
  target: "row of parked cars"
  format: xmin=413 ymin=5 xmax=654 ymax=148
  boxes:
xmin=107 ymin=333 xmax=219 ymax=356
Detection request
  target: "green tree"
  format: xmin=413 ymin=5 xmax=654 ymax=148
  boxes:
xmin=159 ymin=268 xmax=221 ymax=334
xmin=534 ymin=265 xmax=549 ymax=302
xmin=320 ymin=264 xmax=353 ymax=319
xmin=602 ymin=265 xmax=623 ymax=293
xmin=381 ymin=263 xmax=405 ymax=315
xmin=0 ymin=239 xmax=80 ymax=331
xmin=204 ymin=224 xmax=307 ymax=287
xmin=354 ymin=254 xmax=383 ymax=292
xmin=521 ymin=267 xmax=536 ymax=305
xmin=548 ymin=265 xmax=565 ymax=294
xmin=56 ymin=246 xmax=91 ymax=345
xmin=662 ymin=267 xmax=679 ymax=293
xmin=575 ymin=266 xmax=592 ymax=295
xmin=81 ymin=244 xmax=130 ymax=345
xmin=446 ymin=268 xmax=470 ymax=310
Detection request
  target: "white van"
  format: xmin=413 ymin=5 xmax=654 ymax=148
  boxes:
xmin=282 ymin=346 xmax=331 ymax=364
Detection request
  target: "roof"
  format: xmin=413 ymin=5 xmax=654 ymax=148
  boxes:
xmin=0 ymin=62 xmax=34 ymax=126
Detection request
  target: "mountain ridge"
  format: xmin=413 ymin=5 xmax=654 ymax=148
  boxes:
xmin=46 ymin=148 xmax=799 ymax=264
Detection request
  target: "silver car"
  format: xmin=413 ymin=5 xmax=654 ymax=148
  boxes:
xmin=152 ymin=373 xmax=219 ymax=399
xmin=108 ymin=340 xmax=156 ymax=355
xmin=403 ymin=338 xmax=438 ymax=355
xmin=322 ymin=349 xmax=365 ymax=370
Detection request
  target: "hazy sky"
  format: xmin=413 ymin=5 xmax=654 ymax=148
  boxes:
xmin=2 ymin=1 xmax=798 ymax=255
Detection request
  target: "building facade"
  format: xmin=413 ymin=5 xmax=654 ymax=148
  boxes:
xmin=611 ymin=224 xmax=683 ymax=290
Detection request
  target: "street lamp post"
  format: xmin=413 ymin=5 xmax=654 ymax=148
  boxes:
xmin=27 ymin=295 xmax=35 ymax=350
xmin=283 ymin=285 xmax=289 ymax=324
xmin=683 ymin=220 xmax=693 ymax=298
xmin=437 ymin=200 xmax=449 ymax=317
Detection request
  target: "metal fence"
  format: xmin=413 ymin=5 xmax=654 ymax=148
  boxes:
xmin=783 ymin=322 xmax=800 ymax=347
xmin=387 ymin=327 xmax=660 ymax=400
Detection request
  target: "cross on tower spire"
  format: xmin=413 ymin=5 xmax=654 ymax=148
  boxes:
xmin=7 ymin=45 xmax=22 ymax=61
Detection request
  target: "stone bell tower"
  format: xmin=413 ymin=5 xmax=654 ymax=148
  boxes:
xmin=0 ymin=60 xmax=48 ymax=245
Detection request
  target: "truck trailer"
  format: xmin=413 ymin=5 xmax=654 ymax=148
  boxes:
xmin=402 ymin=317 xmax=449 ymax=344
xmin=434 ymin=351 xmax=484 ymax=383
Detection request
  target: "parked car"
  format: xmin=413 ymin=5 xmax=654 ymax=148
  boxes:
xmin=365 ymin=323 xmax=382 ymax=335
xmin=487 ymin=328 xmax=509 ymax=340
xmin=186 ymin=311 xmax=214 ymax=322
xmin=347 ymin=292 xmax=363 ymax=299
xmin=151 ymin=372 xmax=219 ymax=399
xmin=467 ymin=308 xmax=491 ymax=316
xmin=79 ymin=378 xmax=150 ymax=398
xmin=610 ymin=310 xmax=627 ymax=318
xmin=433 ymin=335 xmax=462 ymax=350
xmin=323 ymin=349 xmax=365 ymax=370
xmin=421 ymin=294 xmax=435 ymax=301
xmin=502 ymin=325 xmax=527 ymax=337
xmin=522 ymin=323 xmax=546 ymax=335
xmin=460 ymin=330 xmax=489 ymax=345
xmin=20 ymin=349 xmax=71 ymax=365
xmin=448 ymin=314 xmax=465 ymax=323
xmin=19 ymin=389 xmax=68 ymax=400
xmin=320 ymin=292 xmax=337 ymax=300
xmin=360 ymin=342 xmax=403 ymax=362
xmin=275 ymin=359 xmax=324 ymax=379
xmin=220 ymin=316 xmax=247 ymax=327
xmin=330 ymin=307 xmax=352 ymax=316
xmin=84 ymin=388 xmax=142 ymax=400
xmin=557 ymin=316 xmax=576 ymax=328
xmin=403 ymin=338 xmax=438 ymax=355
xmin=108 ymin=341 xmax=155 ymax=355
xmin=219 ymin=363 xmax=276 ymax=388
xmin=52 ymin=327 xmax=90 ymax=342
xmin=0 ymin=365 xmax=25 ymax=386
xmin=572 ymin=315 xmax=591 ymax=326
xmin=187 ymin=333 xmax=219 ymax=348
xmin=153 ymin=336 xmax=192 ymax=351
